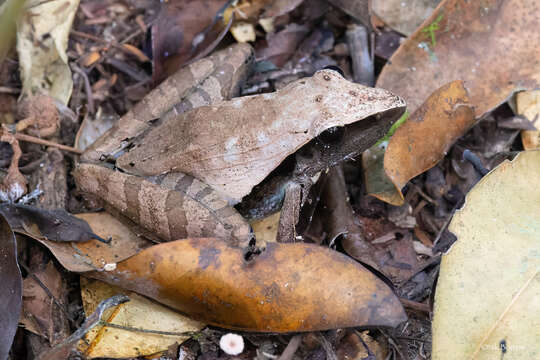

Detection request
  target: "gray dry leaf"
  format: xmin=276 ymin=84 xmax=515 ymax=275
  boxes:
xmin=0 ymin=204 xmax=102 ymax=243
xmin=115 ymin=69 xmax=405 ymax=201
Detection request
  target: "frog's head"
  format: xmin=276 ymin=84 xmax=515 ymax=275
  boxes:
xmin=296 ymin=69 xmax=407 ymax=136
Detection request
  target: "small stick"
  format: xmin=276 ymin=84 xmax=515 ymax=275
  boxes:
xmin=72 ymin=64 xmax=95 ymax=114
xmin=13 ymin=133 xmax=83 ymax=154
xmin=399 ymin=298 xmax=431 ymax=313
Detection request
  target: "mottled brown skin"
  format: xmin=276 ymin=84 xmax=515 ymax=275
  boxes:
xmin=74 ymin=164 xmax=250 ymax=247
xmin=76 ymin=44 xmax=254 ymax=247
xmin=88 ymin=238 xmax=407 ymax=332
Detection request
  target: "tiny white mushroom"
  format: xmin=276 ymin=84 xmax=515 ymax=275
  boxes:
xmin=219 ymin=333 xmax=244 ymax=355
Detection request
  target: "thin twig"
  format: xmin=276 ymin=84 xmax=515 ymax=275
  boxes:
xmin=399 ymin=298 xmax=431 ymax=313
xmin=0 ymin=86 xmax=20 ymax=94
xmin=13 ymin=132 xmax=82 ymax=154
xmin=99 ymin=322 xmax=201 ymax=337
xmin=72 ymin=64 xmax=95 ymax=114
xmin=277 ymin=334 xmax=302 ymax=360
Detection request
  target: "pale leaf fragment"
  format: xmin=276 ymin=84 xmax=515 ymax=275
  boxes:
xmin=432 ymin=151 xmax=540 ymax=359
xmin=78 ymin=278 xmax=204 ymax=359
xmin=17 ymin=0 xmax=80 ymax=104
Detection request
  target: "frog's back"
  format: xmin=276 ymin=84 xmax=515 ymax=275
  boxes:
xmin=116 ymin=70 xmax=405 ymax=200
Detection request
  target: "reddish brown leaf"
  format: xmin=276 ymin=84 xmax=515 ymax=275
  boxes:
xmin=376 ymin=0 xmax=540 ymax=118
xmin=364 ymin=81 xmax=475 ymax=205
xmin=256 ymin=23 xmax=310 ymax=67
xmin=21 ymin=261 xmax=69 ymax=345
xmin=88 ymin=238 xmax=407 ymax=332
xmin=152 ymin=0 xmax=228 ymax=83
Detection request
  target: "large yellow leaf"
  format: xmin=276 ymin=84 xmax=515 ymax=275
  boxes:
xmin=432 ymin=151 xmax=540 ymax=359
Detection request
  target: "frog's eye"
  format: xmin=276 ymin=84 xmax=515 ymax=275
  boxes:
xmin=322 ymin=65 xmax=344 ymax=77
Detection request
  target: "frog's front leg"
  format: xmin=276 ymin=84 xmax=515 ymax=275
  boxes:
xmin=73 ymin=164 xmax=251 ymax=248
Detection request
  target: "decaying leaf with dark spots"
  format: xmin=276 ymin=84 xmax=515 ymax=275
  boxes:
xmin=0 ymin=203 xmax=103 ymax=243
xmin=117 ymin=69 xmax=406 ymax=201
xmin=0 ymin=213 xmax=22 ymax=360
xmin=377 ymin=0 xmax=540 ymax=118
xmin=87 ymin=237 xmax=407 ymax=332
xmin=73 ymin=164 xmax=251 ymax=247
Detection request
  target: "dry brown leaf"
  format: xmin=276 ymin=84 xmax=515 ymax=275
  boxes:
xmin=35 ymin=212 xmax=152 ymax=272
xmin=372 ymin=0 xmax=441 ymax=36
xmin=78 ymin=278 xmax=204 ymax=359
xmin=517 ymin=90 xmax=540 ymax=150
xmin=0 ymin=213 xmax=21 ymax=360
xmin=376 ymin=0 xmax=540 ymax=118
xmin=364 ymin=81 xmax=475 ymax=205
xmin=74 ymin=164 xmax=251 ymax=247
xmin=432 ymin=151 xmax=540 ymax=359
xmin=256 ymin=23 xmax=310 ymax=67
xmin=152 ymin=0 xmax=228 ymax=82
xmin=17 ymin=0 xmax=80 ymax=104
xmin=116 ymin=69 xmax=406 ymax=201
xmin=336 ymin=331 xmax=387 ymax=360
xmin=82 ymin=43 xmax=254 ymax=163
xmin=21 ymin=261 xmax=69 ymax=345
xmin=88 ymin=237 xmax=407 ymax=332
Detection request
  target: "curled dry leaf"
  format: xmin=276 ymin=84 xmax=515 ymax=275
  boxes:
xmin=78 ymin=278 xmax=204 ymax=359
xmin=17 ymin=0 xmax=80 ymax=104
xmin=364 ymin=81 xmax=475 ymax=205
xmin=36 ymin=212 xmax=152 ymax=273
xmin=74 ymin=164 xmax=251 ymax=247
xmin=88 ymin=238 xmax=407 ymax=332
xmin=0 ymin=213 xmax=22 ymax=360
xmin=116 ymin=69 xmax=406 ymax=201
xmin=432 ymin=151 xmax=540 ymax=359
xmin=376 ymin=0 xmax=540 ymax=118
xmin=517 ymin=90 xmax=540 ymax=150
xmin=82 ymin=43 xmax=254 ymax=163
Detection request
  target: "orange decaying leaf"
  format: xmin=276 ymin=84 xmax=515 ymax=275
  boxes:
xmin=87 ymin=238 xmax=407 ymax=332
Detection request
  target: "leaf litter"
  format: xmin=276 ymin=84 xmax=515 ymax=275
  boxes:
xmin=1 ymin=0 xmax=539 ymax=358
